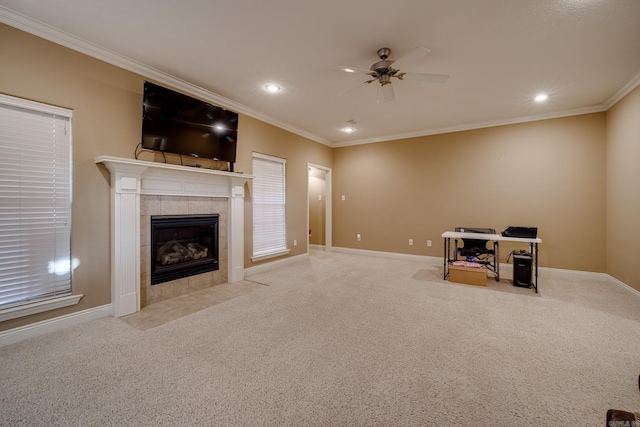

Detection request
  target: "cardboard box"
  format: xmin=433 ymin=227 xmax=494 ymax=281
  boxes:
xmin=448 ymin=264 xmax=487 ymax=286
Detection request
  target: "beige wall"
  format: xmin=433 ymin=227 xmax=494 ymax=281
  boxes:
xmin=333 ymin=114 xmax=607 ymax=272
xmin=0 ymin=24 xmax=331 ymax=331
xmin=606 ymin=85 xmax=640 ymax=291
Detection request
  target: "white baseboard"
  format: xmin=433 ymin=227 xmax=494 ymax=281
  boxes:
xmin=332 ymin=246 xmax=616 ymax=284
xmin=497 ymin=263 xmax=608 ymax=282
xmin=245 ymin=253 xmax=310 ymax=277
xmin=0 ymin=304 xmax=113 ymax=348
xmin=607 ymin=274 xmax=640 ymax=297
xmin=538 ymin=266 xmax=607 ymax=281
xmin=248 ymin=248 xmax=639 ymax=306
xmin=332 ymin=246 xmax=443 ymax=265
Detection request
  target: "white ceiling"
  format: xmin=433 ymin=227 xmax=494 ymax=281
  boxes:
xmin=2 ymin=0 xmax=640 ymax=147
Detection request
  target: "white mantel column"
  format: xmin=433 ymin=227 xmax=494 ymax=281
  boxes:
xmin=228 ymin=180 xmax=246 ymax=283
xmin=104 ymin=163 xmax=147 ymax=317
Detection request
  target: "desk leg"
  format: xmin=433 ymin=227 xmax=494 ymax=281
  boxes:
xmin=443 ymin=238 xmax=449 ymax=280
xmin=495 ymin=241 xmax=500 ymax=281
xmin=533 ymin=243 xmax=539 ymax=293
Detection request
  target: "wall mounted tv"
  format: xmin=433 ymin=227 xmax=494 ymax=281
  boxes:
xmin=142 ymin=81 xmax=239 ymax=168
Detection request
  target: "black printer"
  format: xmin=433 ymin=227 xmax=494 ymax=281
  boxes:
xmin=501 ymin=226 xmax=537 ymax=239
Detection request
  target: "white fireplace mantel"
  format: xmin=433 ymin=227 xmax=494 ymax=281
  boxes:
xmin=95 ymin=155 xmax=253 ymax=317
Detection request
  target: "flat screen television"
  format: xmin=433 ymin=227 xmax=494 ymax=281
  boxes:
xmin=141 ymin=81 xmax=239 ymax=167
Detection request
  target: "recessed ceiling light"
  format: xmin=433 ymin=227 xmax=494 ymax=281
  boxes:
xmin=534 ymin=93 xmax=548 ymax=102
xmin=264 ymin=84 xmax=281 ymax=93
xmin=343 ymin=68 xmax=357 ymax=73
xmin=342 ymin=119 xmax=357 ymax=133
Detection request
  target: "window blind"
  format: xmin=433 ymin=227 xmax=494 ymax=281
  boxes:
xmin=252 ymin=153 xmax=289 ymax=261
xmin=0 ymin=95 xmax=73 ymax=310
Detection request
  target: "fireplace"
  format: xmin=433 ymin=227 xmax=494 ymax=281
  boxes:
xmin=95 ymin=155 xmax=252 ymax=317
xmin=151 ymin=214 xmax=219 ymax=285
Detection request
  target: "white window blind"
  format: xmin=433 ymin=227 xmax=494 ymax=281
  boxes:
xmin=0 ymin=95 xmax=73 ymax=311
xmin=252 ymin=153 xmax=289 ymax=261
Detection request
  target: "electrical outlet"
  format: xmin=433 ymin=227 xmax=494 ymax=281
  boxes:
xmin=294 ymin=239 xmax=297 ymax=246
xmin=342 ymin=195 xmax=346 ymax=201
xmin=357 ymin=233 xmax=361 ymax=241
xmin=427 ymin=240 xmax=432 ymax=247
xmin=409 ymin=239 xmax=413 ymax=246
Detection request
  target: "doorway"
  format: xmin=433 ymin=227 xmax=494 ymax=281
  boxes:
xmin=307 ymin=164 xmax=332 ymax=251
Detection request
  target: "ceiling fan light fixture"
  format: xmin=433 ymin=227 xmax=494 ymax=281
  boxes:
xmin=334 ymin=46 xmax=449 ymax=103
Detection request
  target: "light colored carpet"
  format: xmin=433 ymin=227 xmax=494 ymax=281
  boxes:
xmin=1 ymin=250 xmax=639 ymax=426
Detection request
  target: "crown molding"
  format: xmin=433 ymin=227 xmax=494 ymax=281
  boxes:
xmin=331 ymin=104 xmax=606 ymax=148
xmin=0 ymin=6 xmax=332 ymax=147
xmin=603 ymin=69 xmax=640 ymax=110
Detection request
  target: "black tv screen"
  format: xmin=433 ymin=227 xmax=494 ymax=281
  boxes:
xmin=142 ymin=81 xmax=239 ymax=164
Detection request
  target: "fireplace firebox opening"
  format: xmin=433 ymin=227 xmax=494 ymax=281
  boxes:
xmin=150 ymin=214 xmax=219 ymax=285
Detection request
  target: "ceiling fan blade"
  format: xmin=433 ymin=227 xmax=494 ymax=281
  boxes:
xmin=380 ymin=84 xmax=396 ymax=103
xmin=390 ymin=46 xmax=431 ymax=70
xmin=333 ymin=65 xmax=374 ymax=75
xmin=335 ymin=79 xmax=375 ymax=97
xmin=400 ymin=72 xmax=449 ymax=83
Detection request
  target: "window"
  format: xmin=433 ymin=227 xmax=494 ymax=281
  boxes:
xmin=252 ymin=153 xmax=289 ymax=261
xmin=0 ymin=94 xmax=80 ymax=321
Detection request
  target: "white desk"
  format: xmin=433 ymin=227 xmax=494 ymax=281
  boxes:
xmin=442 ymin=231 xmax=542 ymax=292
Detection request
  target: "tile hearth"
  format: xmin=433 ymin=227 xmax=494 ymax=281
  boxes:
xmin=120 ymin=280 xmax=266 ymax=330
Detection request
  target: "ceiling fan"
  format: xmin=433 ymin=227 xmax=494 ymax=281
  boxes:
xmin=335 ymin=46 xmax=449 ymax=103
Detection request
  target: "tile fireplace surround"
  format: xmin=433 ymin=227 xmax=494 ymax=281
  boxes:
xmin=95 ymin=156 xmax=253 ymax=317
